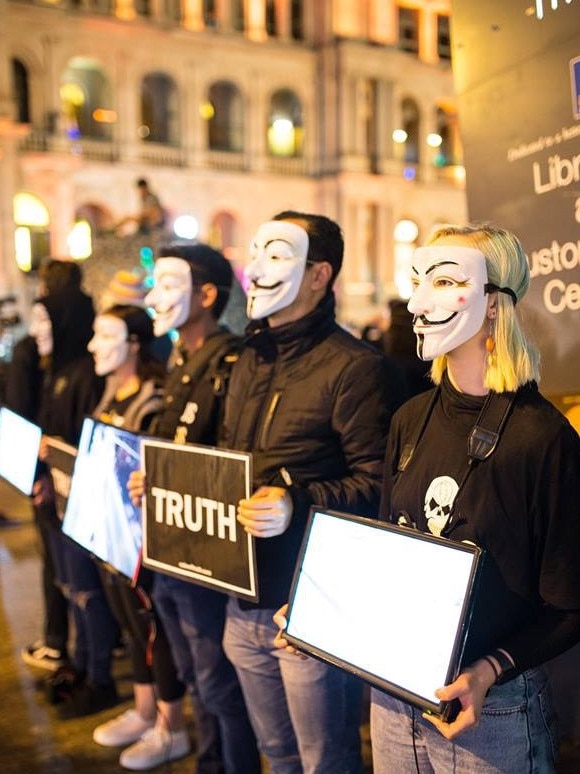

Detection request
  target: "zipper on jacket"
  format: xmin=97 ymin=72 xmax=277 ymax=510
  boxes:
xmin=257 ymin=390 xmax=282 ymax=450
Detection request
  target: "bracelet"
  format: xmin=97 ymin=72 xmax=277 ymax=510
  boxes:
xmin=490 ymin=648 xmax=517 ymax=684
xmin=481 ymin=655 xmax=500 ymax=682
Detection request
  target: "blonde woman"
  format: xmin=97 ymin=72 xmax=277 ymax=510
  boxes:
xmin=373 ymin=224 xmax=580 ymax=773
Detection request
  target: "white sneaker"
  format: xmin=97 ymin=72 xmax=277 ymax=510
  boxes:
xmin=21 ymin=641 xmax=65 ymax=672
xmin=119 ymin=726 xmax=191 ymax=771
xmin=93 ymin=709 xmax=155 ymax=747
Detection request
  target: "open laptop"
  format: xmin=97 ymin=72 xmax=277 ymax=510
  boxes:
xmin=0 ymin=406 xmax=42 ymax=495
xmin=62 ymin=417 xmax=144 ymax=584
xmin=284 ymin=507 xmax=484 ymax=721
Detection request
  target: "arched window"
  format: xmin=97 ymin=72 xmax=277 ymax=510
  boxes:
xmin=432 ymin=106 xmax=457 ymax=167
xmin=207 ymin=81 xmax=243 ymax=151
xmin=166 ymin=0 xmax=182 ymax=22
xmin=266 ymin=0 xmax=277 ymax=35
xmin=75 ymin=202 xmax=115 ymax=233
xmin=134 ymin=0 xmax=150 ymax=15
xmin=232 ymin=0 xmax=244 ymax=31
xmin=398 ymin=7 xmax=419 ymax=54
xmin=60 ymin=58 xmax=114 ymax=140
xmin=401 ymin=97 xmax=420 ymax=164
xmin=12 ymin=59 xmax=30 ymax=124
xmin=291 ymin=0 xmax=304 ymax=40
xmin=209 ymin=211 xmax=238 ymax=254
xmin=267 ymin=89 xmax=303 ymax=157
xmin=140 ymin=73 xmax=180 ymax=145
xmin=13 ymin=193 xmax=51 ymax=273
xmin=203 ymin=0 xmax=216 ymax=27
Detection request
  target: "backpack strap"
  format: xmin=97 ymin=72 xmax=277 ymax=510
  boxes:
xmin=397 ymin=387 xmax=440 ymax=473
xmin=468 ymin=390 xmax=515 ymax=461
xmin=151 ymin=330 xmax=241 ymax=443
xmin=446 ymin=390 xmax=516 ymax=531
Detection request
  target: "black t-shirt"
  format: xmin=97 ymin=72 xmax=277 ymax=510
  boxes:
xmin=380 ymin=373 xmax=580 ymax=670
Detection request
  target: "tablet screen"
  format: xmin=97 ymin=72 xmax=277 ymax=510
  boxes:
xmin=62 ymin=417 xmax=143 ymax=582
xmin=285 ymin=508 xmax=482 ymax=717
xmin=0 ymin=407 xmax=42 ymax=495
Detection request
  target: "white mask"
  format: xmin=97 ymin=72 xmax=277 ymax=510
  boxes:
xmin=407 ymin=244 xmax=488 ymax=361
xmin=145 ymin=257 xmax=192 ymax=336
xmin=245 ymin=221 xmax=309 ymax=320
xmin=88 ymin=315 xmax=130 ymax=376
xmin=29 ymin=303 xmax=53 ymax=357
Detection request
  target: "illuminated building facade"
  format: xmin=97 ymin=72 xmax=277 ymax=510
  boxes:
xmin=1 ymin=0 xmax=466 ymax=323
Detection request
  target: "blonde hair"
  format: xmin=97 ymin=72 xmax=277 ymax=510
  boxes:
xmin=427 ymin=223 xmax=540 ymax=392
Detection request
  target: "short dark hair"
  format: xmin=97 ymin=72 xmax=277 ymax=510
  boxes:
xmin=136 ymin=178 xmax=148 ymax=188
xmin=273 ymin=210 xmax=344 ymax=286
xmin=158 ymin=242 xmax=233 ymax=319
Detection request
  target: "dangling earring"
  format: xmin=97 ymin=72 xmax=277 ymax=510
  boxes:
xmin=485 ymin=320 xmax=496 ymax=368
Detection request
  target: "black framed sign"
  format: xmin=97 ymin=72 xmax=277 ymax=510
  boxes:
xmin=285 ymin=508 xmax=483 ymax=721
xmin=141 ymin=439 xmax=257 ymax=601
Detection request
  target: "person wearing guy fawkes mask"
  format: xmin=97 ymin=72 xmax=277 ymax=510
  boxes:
xmin=371 ymin=224 xmax=580 ymax=773
xmin=25 ymin=284 xmax=124 ymax=719
xmin=219 ymin=211 xmax=406 ymax=774
xmin=125 ymin=243 xmax=261 ymax=774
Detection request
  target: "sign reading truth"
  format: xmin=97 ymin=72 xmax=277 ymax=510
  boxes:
xmin=141 ymin=439 xmax=257 ymax=601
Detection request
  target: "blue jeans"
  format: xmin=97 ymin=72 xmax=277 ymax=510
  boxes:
xmin=152 ymin=574 xmax=260 ymax=774
xmin=223 ymin=598 xmax=365 ymax=774
xmin=51 ymin=531 xmax=117 ymax=685
xmin=370 ymin=667 xmax=558 ymax=773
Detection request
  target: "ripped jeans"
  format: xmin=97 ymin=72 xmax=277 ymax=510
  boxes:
xmin=50 ymin=530 xmax=118 ymax=685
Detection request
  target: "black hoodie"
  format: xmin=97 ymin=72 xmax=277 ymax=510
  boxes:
xmin=36 ymin=289 xmax=104 ymax=445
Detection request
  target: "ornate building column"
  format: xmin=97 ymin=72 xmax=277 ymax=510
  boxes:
xmin=182 ymin=0 xmax=204 ymax=31
xmin=115 ymin=0 xmax=137 ymax=22
xmin=246 ymin=0 xmax=267 ymax=42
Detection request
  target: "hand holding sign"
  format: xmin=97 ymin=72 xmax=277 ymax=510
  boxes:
xmin=127 ymin=469 xmax=146 ymax=507
xmin=273 ymin=603 xmax=309 ymax=660
xmin=32 ymin=472 xmax=55 ymax=508
xmin=237 ymin=486 xmax=293 ymax=537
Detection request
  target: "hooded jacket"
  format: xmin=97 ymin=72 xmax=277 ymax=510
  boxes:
xmin=36 ymin=289 xmax=104 ymax=445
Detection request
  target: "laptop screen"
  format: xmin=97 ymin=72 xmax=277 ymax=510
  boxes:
xmin=0 ymin=407 xmax=42 ymax=495
xmin=284 ymin=508 xmax=483 ymax=719
xmin=62 ymin=417 xmax=144 ymax=583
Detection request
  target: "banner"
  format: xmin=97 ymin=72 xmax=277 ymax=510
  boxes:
xmin=451 ymin=0 xmax=580 ymax=403
xmin=141 ymin=440 xmax=257 ymax=601
xmin=44 ymin=436 xmax=77 ymax=520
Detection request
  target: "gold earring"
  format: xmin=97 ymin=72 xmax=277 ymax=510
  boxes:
xmin=485 ymin=321 xmax=496 ymax=367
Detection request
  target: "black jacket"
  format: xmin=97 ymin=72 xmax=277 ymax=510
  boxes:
xmin=220 ymin=293 xmax=407 ymax=608
xmin=152 ymin=328 xmax=242 ymax=445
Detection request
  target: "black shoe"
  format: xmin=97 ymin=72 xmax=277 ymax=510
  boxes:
xmin=57 ymin=681 xmax=119 ymax=719
xmin=45 ymin=665 xmax=86 ymax=705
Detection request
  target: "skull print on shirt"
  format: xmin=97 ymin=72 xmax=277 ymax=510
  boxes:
xmin=423 ymin=475 xmax=459 ymax=536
